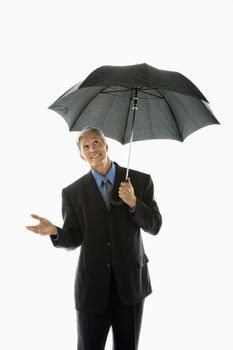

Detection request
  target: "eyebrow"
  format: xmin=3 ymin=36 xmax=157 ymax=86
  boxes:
xmin=83 ymin=139 xmax=100 ymax=146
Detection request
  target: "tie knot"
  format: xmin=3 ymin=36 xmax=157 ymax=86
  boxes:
xmin=102 ymin=176 xmax=109 ymax=185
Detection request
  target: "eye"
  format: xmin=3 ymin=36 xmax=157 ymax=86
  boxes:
xmin=93 ymin=140 xmax=99 ymax=145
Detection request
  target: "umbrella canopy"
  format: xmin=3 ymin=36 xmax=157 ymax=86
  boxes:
xmin=49 ymin=63 xmax=220 ymax=146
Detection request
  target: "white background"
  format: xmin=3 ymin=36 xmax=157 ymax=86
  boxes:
xmin=1 ymin=0 xmax=232 ymax=349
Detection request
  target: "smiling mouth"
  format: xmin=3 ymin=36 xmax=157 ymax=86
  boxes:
xmin=91 ymin=153 xmax=101 ymax=159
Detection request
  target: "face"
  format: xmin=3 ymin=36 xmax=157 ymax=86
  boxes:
xmin=79 ymin=131 xmax=111 ymax=172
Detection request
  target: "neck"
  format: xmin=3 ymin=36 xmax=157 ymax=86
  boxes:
xmin=92 ymin=159 xmax=112 ymax=176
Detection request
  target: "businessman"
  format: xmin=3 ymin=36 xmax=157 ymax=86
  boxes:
xmin=26 ymin=127 xmax=162 ymax=350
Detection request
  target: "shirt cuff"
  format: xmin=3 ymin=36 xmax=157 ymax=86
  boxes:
xmin=50 ymin=234 xmax=59 ymax=241
xmin=50 ymin=227 xmax=60 ymax=241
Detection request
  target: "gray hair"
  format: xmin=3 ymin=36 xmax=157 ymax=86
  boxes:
xmin=76 ymin=127 xmax=107 ymax=150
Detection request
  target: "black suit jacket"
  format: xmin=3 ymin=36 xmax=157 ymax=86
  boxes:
xmin=51 ymin=163 xmax=162 ymax=313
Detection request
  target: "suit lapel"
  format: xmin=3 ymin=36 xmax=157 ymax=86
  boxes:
xmin=111 ymin=163 xmax=127 ymax=202
xmin=83 ymin=171 xmax=108 ymax=213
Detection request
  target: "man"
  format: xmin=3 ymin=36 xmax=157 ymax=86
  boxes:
xmin=26 ymin=127 xmax=162 ymax=350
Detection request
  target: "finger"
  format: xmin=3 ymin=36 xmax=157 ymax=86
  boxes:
xmin=26 ymin=226 xmax=38 ymax=233
xmin=31 ymin=214 xmax=43 ymax=221
xmin=127 ymin=178 xmax=134 ymax=187
xmin=122 ymin=178 xmax=132 ymax=186
xmin=120 ymin=182 xmax=130 ymax=188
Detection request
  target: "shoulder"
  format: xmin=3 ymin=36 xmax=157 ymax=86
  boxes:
xmin=62 ymin=172 xmax=91 ymax=193
xmin=115 ymin=162 xmax=151 ymax=182
xmin=129 ymin=169 xmax=152 ymax=190
xmin=128 ymin=168 xmax=150 ymax=179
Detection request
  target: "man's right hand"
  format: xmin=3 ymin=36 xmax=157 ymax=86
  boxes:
xmin=26 ymin=214 xmax=58 ymax=236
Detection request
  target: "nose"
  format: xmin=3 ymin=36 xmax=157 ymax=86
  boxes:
xmin=90 ymin=143 xmax=96 ymax=152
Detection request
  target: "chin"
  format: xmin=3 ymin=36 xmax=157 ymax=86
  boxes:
xmin=91 ymin=160 xmax=103 ymax=167
xmin=92 ymin=158 xmax=107 ymax=168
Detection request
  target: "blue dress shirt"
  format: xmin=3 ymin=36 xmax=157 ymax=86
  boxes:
xmin=91 ymin=162 xmax=116 ymax=194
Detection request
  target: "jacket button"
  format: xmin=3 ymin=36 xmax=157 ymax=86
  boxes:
xmin=107 ymin=263 xmax=111 ymax=268
xmin=107 ymin=241 xmax=111 ymax=246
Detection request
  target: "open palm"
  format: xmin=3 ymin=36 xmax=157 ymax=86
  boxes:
xmin=26 ymin=214 xmax=57 ymax=236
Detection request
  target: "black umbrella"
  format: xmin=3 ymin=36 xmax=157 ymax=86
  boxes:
xmin=49 ymin=63 xmax=220 ymax=178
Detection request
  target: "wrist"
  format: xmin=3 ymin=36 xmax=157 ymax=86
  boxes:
xmin=129 ymin=197 xmax=137 ymax=209
xmin=50 ymin=226 xmax=58 ymax=236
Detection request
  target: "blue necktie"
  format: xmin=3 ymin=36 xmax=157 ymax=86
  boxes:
xmin=102 ymin=177 xmax=112 ymax=210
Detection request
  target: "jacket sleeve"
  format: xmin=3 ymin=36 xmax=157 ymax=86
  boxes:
xmin=50 ymin=189 xmax=83 ymax=250
xmin=132 ymin=175 xmax=162 ymax=235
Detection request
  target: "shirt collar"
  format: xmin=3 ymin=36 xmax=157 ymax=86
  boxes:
xmin=91 ymin=162 xmax=116 ymax=189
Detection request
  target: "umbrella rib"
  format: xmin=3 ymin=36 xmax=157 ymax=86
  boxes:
xmin=100 ymin=86 xmax=137 ymax=98
xmin=123 ymin=89 xmax=135 ymax=144
xmin=139 ymin=89 xmax=164 ymax=99
xmin=158 ymin=90 xmax=184 ymax=141
xmin=101 ymin=88 xmax=132 ymax=94
xmin=69 ymin=87 xmax=107 ymax=130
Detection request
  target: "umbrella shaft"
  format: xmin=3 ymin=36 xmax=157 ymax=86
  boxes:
xmin=126 ymin=88 xmax=138 ymax=179
xmin=126 ymin=129 xmax=134 ymax=179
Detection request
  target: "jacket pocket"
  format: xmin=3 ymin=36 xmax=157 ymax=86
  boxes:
xmin=137 ymin=254 xmax=149 ymax=268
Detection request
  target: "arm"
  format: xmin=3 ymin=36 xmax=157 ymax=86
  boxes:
xmin=119 ymin=176 xmax=162 ymax=235
xmin=50 ymin=189 xmax=84 ymax=250
xmin=133 ymin=175 xmax=162 ymax=235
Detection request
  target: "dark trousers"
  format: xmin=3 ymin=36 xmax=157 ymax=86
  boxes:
xmin=76 ymin=271 xmax=144 ymax=350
